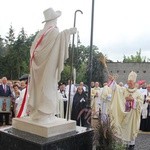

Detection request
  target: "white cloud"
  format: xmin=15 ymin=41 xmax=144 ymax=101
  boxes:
xmin=0 ymin=0 xmax=150 ymax=61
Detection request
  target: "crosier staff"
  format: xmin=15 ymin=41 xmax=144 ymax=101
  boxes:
xmin=99 ymin=53 xmax=119 ymax=81
xmin=67 ymin=10 xmax=83 ymax=121
xmin=99 ymin=53 xmax=109 ymax=75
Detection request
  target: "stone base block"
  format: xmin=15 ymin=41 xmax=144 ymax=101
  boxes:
xmin=12 ymin=117 xmax=76 ymax=138
xmin=0 ymin=126 xmax=94 ymax=150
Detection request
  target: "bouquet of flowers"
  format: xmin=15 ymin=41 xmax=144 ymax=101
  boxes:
xmin=125 ymin=94 xmax=135 ymax=112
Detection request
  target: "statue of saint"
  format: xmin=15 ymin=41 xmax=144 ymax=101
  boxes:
xmin=28 ymin=8 xmax=76 ymax=121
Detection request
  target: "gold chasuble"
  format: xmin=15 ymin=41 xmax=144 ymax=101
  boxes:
xmin=110 ymin=83 xmax=143 ymax=142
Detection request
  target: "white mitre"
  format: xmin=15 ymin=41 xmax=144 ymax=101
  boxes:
xmin=128 ymin=71 xmax=137 ymax=82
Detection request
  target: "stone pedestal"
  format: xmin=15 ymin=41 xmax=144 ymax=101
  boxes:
xmin=0 ymin=126 xmax=94 ymax=150
xmin=12 ymin=117 xmax=76 ymax=138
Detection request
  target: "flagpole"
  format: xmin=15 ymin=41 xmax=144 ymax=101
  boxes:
xmin=88 ymin=0 xmax=95 ymax=107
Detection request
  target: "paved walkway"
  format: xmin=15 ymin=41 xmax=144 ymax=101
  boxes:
xmin=135 ymin=131 xmax=150 ymax=150
xmin=0 ymin=126 xmax=150 ymax=150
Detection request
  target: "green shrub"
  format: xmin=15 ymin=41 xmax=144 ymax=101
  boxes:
xmin=93 ymin=113 xmax=126 ymax=150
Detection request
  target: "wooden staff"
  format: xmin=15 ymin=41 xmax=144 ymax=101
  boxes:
xmin=99 ymin=53 xmax=109 ymax=75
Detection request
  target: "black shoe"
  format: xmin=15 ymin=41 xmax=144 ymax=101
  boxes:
xmin=0 ymin=122 xmax=3 ymax=126
xmin=128 ymin=145 xmax=135 ymax=150
xmin=5 ymin=123 xmax=12 ymax=125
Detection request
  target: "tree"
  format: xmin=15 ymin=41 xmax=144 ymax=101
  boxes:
xmin=10 ymin=29 xmax=38 ymax=79
xmin=5 ymin=25 xmax=15 ymax=55
xmin=64 ymin=44 xmax=91 ymax=84
xmin=63 ymin=44 xmax=107 ymax=85
xmin=85 ymin=46 xmax=106 ymax=85
xmin=12 ymin=27 xmax=29 ymax=79
xmin=60 ymin=64 xmax=71 ymax=84
xmin=0 ymin=26 xmax=37 ymax=79
xmin=0 ymin=25 xmax=16 ymax=79
xmin=0 ymin=25 xmax=108 ymax=83
xmin=76 ymin=62 xmax=87 ymax=83
xmin=123 ymin=49 xmax=147 ymax=62
xmin=0 ymin=35 xmax=5 ymax=56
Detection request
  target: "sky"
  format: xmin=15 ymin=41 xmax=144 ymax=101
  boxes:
xmin=0 ymin=0 xmax=150 ymax=62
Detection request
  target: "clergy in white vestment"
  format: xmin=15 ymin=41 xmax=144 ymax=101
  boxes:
xmin=100 ymin=82 xmax=112 ymax=118
xmin=57 ymin=83 xmax=68 ymax=118
xmin=28 ymin=8 xmax=76 ymax=120
xmin=109 ymin=71 xmax=143 ymax=149
xmin=91 ymin=82 xmax=103 ymax=118
xmin=65 ymin=80 xmax=77 ymax=119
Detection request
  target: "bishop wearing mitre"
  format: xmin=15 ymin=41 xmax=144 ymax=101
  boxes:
xmin=109 ymin=71 xmax=143 ymax=149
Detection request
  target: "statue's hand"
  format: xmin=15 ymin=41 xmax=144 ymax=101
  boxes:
xmin=69 ymin=27 xmax=77 ymax=34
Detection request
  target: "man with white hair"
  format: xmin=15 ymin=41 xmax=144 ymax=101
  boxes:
xmin=0 ymin=77 xmax=12 ymax=125
xmin=91 ymin=82 xmax=102 ymax=118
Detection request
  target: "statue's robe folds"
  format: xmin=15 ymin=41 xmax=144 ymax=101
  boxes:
xmin=110 ymin=82 xmax=143 ymax=142
xmin=28 ymin=27 xmax=71 ymax=115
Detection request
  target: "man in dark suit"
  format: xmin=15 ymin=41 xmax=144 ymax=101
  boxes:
xmin=0 ymin=77 xmax=12 ymax=126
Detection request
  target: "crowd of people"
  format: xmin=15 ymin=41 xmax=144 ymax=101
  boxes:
xmin=0 ymin=72 xmax=150 ymax=149
xmin=1 ymin=7 xmax=150 ymax=150
xmin=90 ymin=72 xmax=150 ymax=149
xmin=0 ymin=77 xmax=28 ymax=125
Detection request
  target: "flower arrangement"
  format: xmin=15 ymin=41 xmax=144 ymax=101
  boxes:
xmin=125 ymin=94 xmax=135 ymax=112
xmin=93 ymin=113 xmax=126 ymax=150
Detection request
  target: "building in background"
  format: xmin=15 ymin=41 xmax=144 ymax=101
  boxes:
xmin=105 ymin=62 xmax=150 ymax=84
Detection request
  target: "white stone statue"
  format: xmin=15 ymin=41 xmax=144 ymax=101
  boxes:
xmin=28 ymin=8 xmax=76 ymax=122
